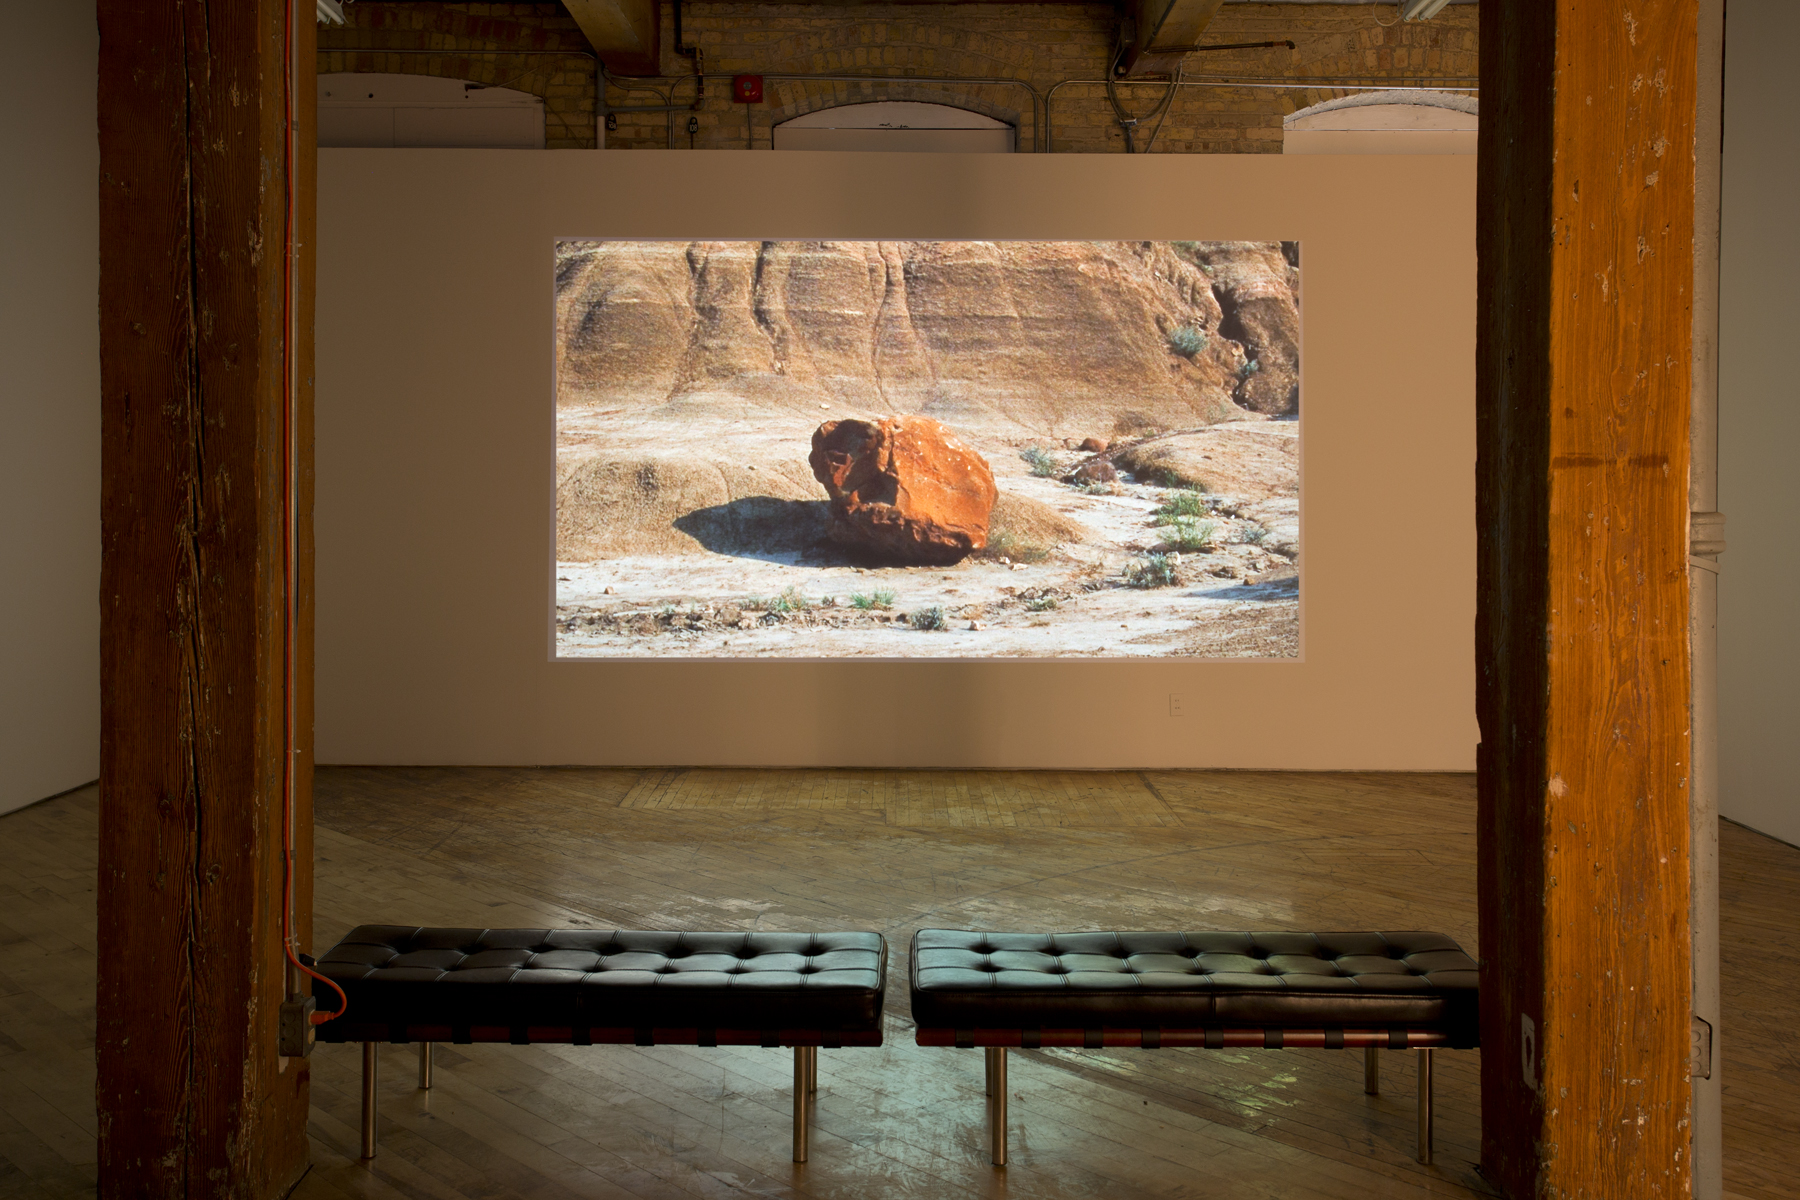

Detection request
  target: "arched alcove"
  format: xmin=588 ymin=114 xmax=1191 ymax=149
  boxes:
xmin=319 ymin=73 xmax=545 ymax=149
xmin=772 ymin=101 xmax=1014 ymax=153
xmin=1283 ymin=90 xmax=1477 ymax=155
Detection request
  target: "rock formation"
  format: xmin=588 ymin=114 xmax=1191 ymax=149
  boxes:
xmin=808 ymin=416 xmax=997 ymax=564
xmin=555 ymin=240 xmax=1298 ymax=434
xmin=1184 ymin=241 xmax=1301 ymax=416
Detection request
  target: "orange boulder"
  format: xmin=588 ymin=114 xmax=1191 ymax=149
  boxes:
xmin=809 ymin=416 xmax=998 ymax=564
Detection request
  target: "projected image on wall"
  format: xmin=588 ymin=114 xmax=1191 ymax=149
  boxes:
xmin=554 ymin=240 xmax=1300 ymax=658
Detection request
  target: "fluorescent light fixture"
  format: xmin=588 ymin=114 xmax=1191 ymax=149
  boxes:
xmin=317 ymin=0 xmax=346 ymax=24
xmin=1399 ymin=0 xmax=1451 ymax=19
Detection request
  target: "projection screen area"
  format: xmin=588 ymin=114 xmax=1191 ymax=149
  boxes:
xmin=553 ymin=239 xmax=1302 ymax=660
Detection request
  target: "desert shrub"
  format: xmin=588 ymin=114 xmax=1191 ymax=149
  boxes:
xmin=1163 ymin=519 xmax=1217 ymax=552
xmin=850 ymin=589 xmax=896 ymax=611
xmin=1024 ymin=597 xmax=1058 ymax=613
xmin=1124 ymin=553 xmax=1179 ymax=589
xmin=1167 ymin=324 xmax=1208 ymax=358
xmin=1020 ymin=445 xmax=1060 ymax=478
xmin=910 ymin=605 xmax=947 ymax=631
xmin=1239 ymin=358 xmax=1261 ymax=377
xmin=1240 ymin=523 xmax=1269 ymax=545
xmin=1152 ymin=489 xmax=1210 ymax=523
xmin=1074 ymin=481 xmax=1116 ymax=496
xmin=746 ymin=586 xmax=810 ymax=614
xmin=983 ymin=529 xmax=1050 ymax=564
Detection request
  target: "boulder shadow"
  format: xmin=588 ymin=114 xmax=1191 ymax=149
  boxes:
xmin=673 ymin=496 xmax=835 ymax=562
xmin=1187 ymin=575 xmax=1299 ymax=601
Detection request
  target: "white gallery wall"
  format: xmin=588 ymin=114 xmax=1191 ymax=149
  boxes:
xmin=315 ymin=151 xmax=1477 ymax=769
xmin=1719 ymin=0 xmax=1800 ymax=847
xmin=0 ymin=1 xmax=99 ymax=815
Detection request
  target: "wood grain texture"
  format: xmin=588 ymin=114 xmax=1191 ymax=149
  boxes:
xmin=95 ymin=1 xmax=314 ymax=1195
xmin=5 ymin=777 xmax=1798 ymax=1197
xmin=1477 ymin=3 xmax=1697 ymax=1196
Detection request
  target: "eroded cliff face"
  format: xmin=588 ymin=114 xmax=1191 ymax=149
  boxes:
xmin=555 ymin=240 xmax=1300 ymax=433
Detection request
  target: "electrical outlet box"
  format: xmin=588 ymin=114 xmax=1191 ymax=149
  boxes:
xmin=279 ymin=995 xmax=316 ymax=1058
xmin=1169 ymin=692 xmax=1187 ymax=717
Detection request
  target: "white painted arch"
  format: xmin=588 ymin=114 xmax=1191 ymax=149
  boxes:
xmin=774 ymin=101 xmax=1015 ymax=153
xmin=319 ymin=72 xmax=545 ymax=149
xmin=1283 ymin=90 xmax=1477 ymax=155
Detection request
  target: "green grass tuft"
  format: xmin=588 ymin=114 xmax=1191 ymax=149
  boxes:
xmin=850 ymin=589 xmax=896 ymax=611
xmin=1152 ymin=488 xmax=1210 ymax=523
xmin=1162 ymin=518 xmax=1216 ymax=552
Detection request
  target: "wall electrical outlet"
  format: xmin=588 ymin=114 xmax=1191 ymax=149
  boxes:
xmin=1169 ymin=693 xmax=1187 ymax=717
xmin=279 ymin=995 xmax=316 ymax=1058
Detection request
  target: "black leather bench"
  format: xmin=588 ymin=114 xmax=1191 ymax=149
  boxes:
xmin=313 ymin=925 xmax=888 ymax=1162
xmin=910 ymin=928 xmax=1479 ymax=1166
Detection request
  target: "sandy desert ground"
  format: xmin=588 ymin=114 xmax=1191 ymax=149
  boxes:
xmin=552 ymin=239 xmax=1300 ymax=659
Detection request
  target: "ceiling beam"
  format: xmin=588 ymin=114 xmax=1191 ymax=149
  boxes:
xmin=1118 ymin=0 xmax=1226 ymax=78
xmin=565 ymin=0 xmax=661 ymax=77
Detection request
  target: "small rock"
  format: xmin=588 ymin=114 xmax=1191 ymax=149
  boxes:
xmin=1079 ymin=437 xmax=1109 ymax=453
xmin=969 ymin=621 xmax=985 ymax=631
xmin=1069 ymin=459 xmax=1117 ymax=485
xmin=1011 ymin=563 xmax=1027 ymax=572
xmin=557 ymin=576 xmax=571 ymax=581
xmin=604 ymin=586 xmax=616 ymax=594
xmin=997 ymin=556 xmax=1011 ymax=565
xmin=737 ymin=617 xmax=754 ymax=629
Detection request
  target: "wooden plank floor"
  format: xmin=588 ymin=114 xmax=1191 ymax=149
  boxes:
xmin=0 ymin=772 xmax=1793 ymax=1199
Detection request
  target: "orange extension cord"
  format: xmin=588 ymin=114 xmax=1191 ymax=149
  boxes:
xmin=280 ymin=0 xmax=348 ymax=1029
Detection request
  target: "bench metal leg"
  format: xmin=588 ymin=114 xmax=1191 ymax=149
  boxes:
xmin=792 ymin=1046 xmax=814 ymax=1163
xmin=986 ymin=1047 xmax=1007 ymax=1167
xmin=1417 ymin=1048 xmax=1433 ymax=1164
xmin=418 ymin=1042 xmax=433 ymax=1090
xmin=360 ymin=1042 xmax=378 ymax=1159
xmin=1364 ymin=1045 xmax=1380 ymax=1095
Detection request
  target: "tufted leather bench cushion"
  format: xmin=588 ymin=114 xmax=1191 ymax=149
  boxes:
xmin=910 ymin=929 xmax=1477 ymax=1046
xmin=313 ymin=926 xmax=887 ymax=1043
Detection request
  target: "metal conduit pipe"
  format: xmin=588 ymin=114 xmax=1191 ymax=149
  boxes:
xmin=316 ymin=46 xmax=605 ymax=146
xmin=1045 ymin=76 xmax=1476 ymax=152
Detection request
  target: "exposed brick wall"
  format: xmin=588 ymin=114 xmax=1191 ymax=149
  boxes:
xmin=322 ymin=2 xmax=1475 ymax=153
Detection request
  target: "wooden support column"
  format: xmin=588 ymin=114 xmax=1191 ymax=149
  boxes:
xmin=1477 ymin=3 xmax=1696 ymax=1197
xmin=96 ymin=2 xmax=316 ymax=1196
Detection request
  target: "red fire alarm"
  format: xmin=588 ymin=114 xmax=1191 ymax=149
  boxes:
xmin=732 ymin=74 xmax=764 ymax=104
